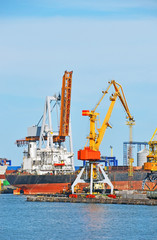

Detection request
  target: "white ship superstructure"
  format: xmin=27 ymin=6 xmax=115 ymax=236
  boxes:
xmin=16 ymin=71 xmax=74 ymax=175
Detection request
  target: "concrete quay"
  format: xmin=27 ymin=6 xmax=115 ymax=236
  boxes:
xmin=27 ymin=194 xmax=157 ymax=206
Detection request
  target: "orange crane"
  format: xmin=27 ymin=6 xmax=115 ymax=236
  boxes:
xmin=72 ymin=80 xmax=134 ymax=194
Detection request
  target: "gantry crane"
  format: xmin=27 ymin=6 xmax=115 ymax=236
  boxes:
xmin=142 ymin=128 xmax=157 ymax=190
xmin=72 ymin=80 xmax=135 ymax=194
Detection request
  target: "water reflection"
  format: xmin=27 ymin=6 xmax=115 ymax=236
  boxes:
xmin=79 ymin=204 xmax=111 ymax=237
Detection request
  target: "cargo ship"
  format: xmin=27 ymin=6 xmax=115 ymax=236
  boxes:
xmin=6 ymin=71 xmax=76 ymax=194
xmin=6 ymin=164 xmax=155 ymax=194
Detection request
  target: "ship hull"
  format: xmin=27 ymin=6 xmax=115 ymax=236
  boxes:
xmin=108 ymin=171 xmax=147 ymax=190
xmin=108 ymin=168 xmax=157 ymax=191
xmin=6 ymin=174 xmax=76 ymax=195
xmin=6 ymin=167 xmax=157 ymax=195
xmin=13 ymin=183 xmax=72 ymax=195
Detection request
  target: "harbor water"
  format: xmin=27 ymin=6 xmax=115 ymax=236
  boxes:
xmin=0 ymin=194 xmax=156 ymax=240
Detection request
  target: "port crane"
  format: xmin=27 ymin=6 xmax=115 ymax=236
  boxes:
xmin=72 ymin=80 xmax=135 ymax=194
xmin=142 ymin=128 xmax=157 ymax=190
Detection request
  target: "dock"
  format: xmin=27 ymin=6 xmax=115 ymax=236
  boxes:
xmin=27 ymin=194 xmax=157 ymax=205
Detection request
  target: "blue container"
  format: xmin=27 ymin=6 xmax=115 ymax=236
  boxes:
xmin=7 ymin=166 xmax=21 ymax=170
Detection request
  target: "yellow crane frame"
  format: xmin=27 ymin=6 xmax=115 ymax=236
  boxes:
xmin=83 ymin=80 xmax=134 ymax=152
xmin=144 ymin=128 xmax=157 ymax=171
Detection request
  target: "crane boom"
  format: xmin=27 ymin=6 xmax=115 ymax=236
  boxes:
xmin=59 ymin=71 xmax=73 ymax=137
xmin=53 ymin=71 xmax=73 ymax=143
xmin=95 ymin=80 xmax=134 ymax=150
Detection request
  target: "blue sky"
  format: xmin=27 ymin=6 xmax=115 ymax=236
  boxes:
xmin=0 ymin=0 xmax=157 ymax=18
xmin=0 ymin=0 xmax=157 ymax=166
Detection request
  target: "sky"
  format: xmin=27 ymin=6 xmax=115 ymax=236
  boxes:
xmin=0 ymin=0 xmax=157 ymax=166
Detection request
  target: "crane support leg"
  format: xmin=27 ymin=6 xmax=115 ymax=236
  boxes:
xmin=142 ymin=172 xmax=157 ymax=190
xmin=71 ymin=163 xmax=114 ymax=194
xmin=90 ymin=163 xmax=93 ymax=194
xmin=99 ymin=164 xmax=114 ymax=194
xmin=71 ymin=167 xmax=85 ymax=194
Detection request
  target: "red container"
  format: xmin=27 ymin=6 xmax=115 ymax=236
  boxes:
xmin=86 ymin=194 xmax=96 ymax=198
xmin=69 ymin=194 xmax=78 ymax=198
xmin=107 ymin=194 xmax=116 ymax=199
